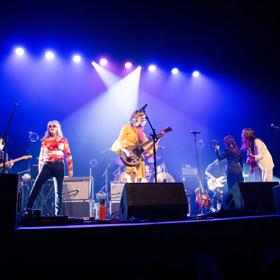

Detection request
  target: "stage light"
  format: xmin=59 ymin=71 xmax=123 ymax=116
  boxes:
xmin=99 ymin=58 xmax=108 ymax=66
xmin=148 ymin=64 xmax=156 ymax=72
xmin=72 ymin=54 xmax=82 ymax=63
xmin=192 ymin=71 xmax=200 ymax=78
xmin=14 ymin=47 xmax=25 ymax=56
xmin=45 ymin=51 xmax=55 ymax=60
xmin=171 ymin=68 xmax=179 ymax=75
xmin=124 ymin=62 xmax=132 ymax=69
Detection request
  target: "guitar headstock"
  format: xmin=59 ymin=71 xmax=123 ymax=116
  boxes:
xmin=160 ymin=127 xmax=172 ymax=135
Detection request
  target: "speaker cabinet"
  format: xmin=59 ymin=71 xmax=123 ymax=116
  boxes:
xmin=119 ymin=182 xmax=188 ymax=222
xmin=63 ymin=177 xmax=93 ymax=201
xmin=62 ymin=200 xmax=94 ymax=218
xmin=224 ymin=181 xmax=279 ymax=214
xmin=110 ymin=182 xmax=125 ymax=202
xmin=0 ymin=174 xmax=20 ymax=231
xmin=273 ymin=185 xmax=280 ymax=213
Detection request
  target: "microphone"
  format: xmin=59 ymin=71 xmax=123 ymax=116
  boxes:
xmin=271 ymin=123 xmax=280 ymax=129
xmin=190 ymin=130 xmax=200 ymax=134
xmin=138 ymin=104 xmax=148 ymax=112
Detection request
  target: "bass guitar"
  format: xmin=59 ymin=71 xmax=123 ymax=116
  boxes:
xmin=0 ymin=155 xmax=32 ymax=168
xmin=120 ymin=127 xmax=172 ymax=166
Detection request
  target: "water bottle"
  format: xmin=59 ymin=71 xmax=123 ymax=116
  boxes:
xmin=100 ymin=199 xmax=107 ymax=220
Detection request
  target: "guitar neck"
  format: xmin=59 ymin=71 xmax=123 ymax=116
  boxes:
xmin=0 ymin=156 xmax=32 ymax=168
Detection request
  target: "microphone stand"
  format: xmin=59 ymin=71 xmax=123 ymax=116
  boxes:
xmin=191 ymin=131 xmax=206 ymax=214
xmin=142 ymin=108 xmax=158 ymax=183
xmin=2 ymin=103 xmax=18 ymax=174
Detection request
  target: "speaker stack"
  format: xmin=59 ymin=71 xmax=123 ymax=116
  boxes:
xmin=62 ymin=176 xmax=94 ymax=218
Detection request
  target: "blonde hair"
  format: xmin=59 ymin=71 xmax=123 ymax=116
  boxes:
xmin=42 ymin=120 xmax=63 ymax=140
xmin=129 ymin=110 xmax=145 ymax=126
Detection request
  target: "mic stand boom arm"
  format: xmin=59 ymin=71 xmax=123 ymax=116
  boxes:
xmin=2 ymin=103 xmax=18 ymax=174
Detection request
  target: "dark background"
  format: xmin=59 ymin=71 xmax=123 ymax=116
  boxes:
xmin=1 ymin=0 xmax=280 ymax=193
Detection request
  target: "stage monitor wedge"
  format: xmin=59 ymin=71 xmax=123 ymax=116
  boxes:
xmin=224 ymin=181 xmax=279 ymax=215
xmin=119 ymin=182 xmax=188 ymax=222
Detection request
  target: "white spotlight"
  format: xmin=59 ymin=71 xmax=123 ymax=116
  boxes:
xmin=192 ymin=70 xmax=200 ymax=78
xmin=148 ymin=64 xmax=156 ymax=72
xmin=14 ymin=47 xmax=25 ymax=56
xmin=99 ymin=58 xmax=108 ymax=66
xmin=45 ymin=51 xmax=55 ymax=60
xmin=125 ymin=62 xmax=132 ymax=69
xmin=73 ymin=54 xmax=82 ymax=63
xmin=171 ymin=68 xmax=179 ymax=75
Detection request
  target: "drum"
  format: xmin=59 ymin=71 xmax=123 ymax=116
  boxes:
xmin=156 ymin=172 xmax=175 ymax=183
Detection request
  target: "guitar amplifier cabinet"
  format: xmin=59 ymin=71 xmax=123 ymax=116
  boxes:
xmin=63 ymin=177 xmax=93 ymax=201
xmin=110 ymin=182 xmax=125 ymax=202
xmin=62 ymin=200 xmax=94 ymax=218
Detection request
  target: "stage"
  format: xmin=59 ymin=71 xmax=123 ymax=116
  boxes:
xmin=2 ymin=214 xmax=280 ymax=278
xmin=1 ymin=174 xmax=280 ymax=278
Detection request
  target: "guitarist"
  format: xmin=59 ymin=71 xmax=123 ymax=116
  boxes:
xmin=204 ymin=158 xmax=227 ymax=212
xmin=241 ymin=128 xmax=274 ymax=182
xmin=0 ymin=137 xmax=14 ymax=173
xmin=111 ymin=110 xmax=155 ymax=183
xmin=215 ymin=135 xmax=244 ymax=199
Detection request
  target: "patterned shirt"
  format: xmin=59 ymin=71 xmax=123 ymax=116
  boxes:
xmin=39 ymin=136 xmax=73 ymax=173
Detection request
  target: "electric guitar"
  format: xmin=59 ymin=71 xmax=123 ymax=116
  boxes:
xmin=120 ymin=127 xmax=172 ymax=166
xmin=207 ymin=176 xmax=226 ymax=191
xmin=247 ymin=154 xmax=256 ymax=173
xmin=0 ymin=155 xmax=32 ymax=168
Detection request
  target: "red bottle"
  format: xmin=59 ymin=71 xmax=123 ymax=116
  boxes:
xmin=100 ymin=200 xmax=107 ymax=220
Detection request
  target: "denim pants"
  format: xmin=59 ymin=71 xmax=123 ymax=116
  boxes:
xmin=26 ymin=161 xmax=64 ymax=215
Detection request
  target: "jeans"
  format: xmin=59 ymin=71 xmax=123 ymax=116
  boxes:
xmin=26 ymin=161 xmax=64 ymax=215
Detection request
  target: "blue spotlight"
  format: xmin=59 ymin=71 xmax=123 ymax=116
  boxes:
xmin=192 ymin=70 xmax=200 ymax=78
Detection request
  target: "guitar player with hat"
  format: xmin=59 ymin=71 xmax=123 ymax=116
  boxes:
xmin=111 ymin=110 xmax=155 ymax=183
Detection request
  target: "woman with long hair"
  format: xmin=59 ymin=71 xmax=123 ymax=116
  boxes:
xmin=25 ymin=120 xmax=73 ymax=216
xmin=215 ymin=135 xmax=244 ymax=193
xmin=241 ymin=128 xmax=274 ymax=182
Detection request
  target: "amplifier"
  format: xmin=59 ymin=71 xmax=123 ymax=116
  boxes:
xmin=110 ymin=201 xmax=120 ymax=220
xmin=62 ymin=200 xmax=94 ymax=218
xmin=110 ymin=182 xmax=125 ymax=202
xmin=63 ymin=177 xmax=93 ymax=201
